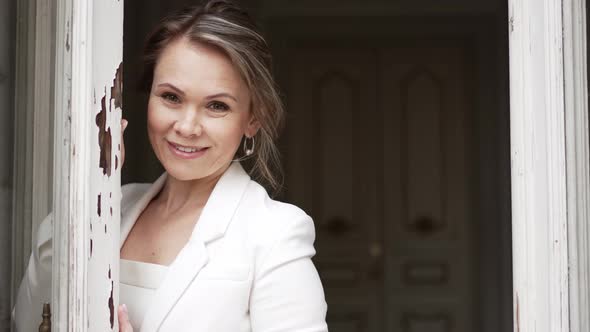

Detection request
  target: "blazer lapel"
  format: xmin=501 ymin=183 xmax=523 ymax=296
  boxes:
xmin=140 ymin=162 xmax=251 ymax=331
xmin=119 ymin=173 xmax=168 ymax=249
xmin=140 ymin=238 xmax=209 ymax=332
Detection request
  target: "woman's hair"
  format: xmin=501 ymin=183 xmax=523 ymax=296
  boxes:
xmin=141 ymin=0 xmax=284 ymax=193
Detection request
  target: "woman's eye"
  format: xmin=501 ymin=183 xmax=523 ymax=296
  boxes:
xmin=208 ymin=101 xmax=230 ymax=112
xmin=161 ymin=92 xmax=180 ymax=104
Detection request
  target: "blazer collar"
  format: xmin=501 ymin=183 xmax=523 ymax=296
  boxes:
xmin=122 ymin=162 xmax=251 ymax=331
xmin=120 ymin=162 xmax=251 ymax=248
xmin=189 ymin=161 xmax=251 ymax=244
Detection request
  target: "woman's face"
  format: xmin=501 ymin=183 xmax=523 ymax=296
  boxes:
xmin=147 ymin=38 xmax=257 ymax=181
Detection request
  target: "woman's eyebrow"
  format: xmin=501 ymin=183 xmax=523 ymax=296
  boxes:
xmin=156 ymin=83 xmax=185 ymax=96
xmin=205 ymin=93 xmax=238 ymax=102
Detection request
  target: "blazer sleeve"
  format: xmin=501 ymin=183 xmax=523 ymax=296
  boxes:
xmin=12 ymin=213 xmax=53 ymax=332
xmin=250 ymin=215 xmax=328 ymax=332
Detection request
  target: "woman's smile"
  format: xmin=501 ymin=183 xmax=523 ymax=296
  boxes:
xmin=167 ymin=140 xmax=209 ymax=159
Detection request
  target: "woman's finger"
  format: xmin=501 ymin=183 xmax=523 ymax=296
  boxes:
xmin=118 ymin=304 xmax=134 ymax=332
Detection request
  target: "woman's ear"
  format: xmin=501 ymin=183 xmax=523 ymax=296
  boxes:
xmin=246 ymin=116 xmax=261 ymax=137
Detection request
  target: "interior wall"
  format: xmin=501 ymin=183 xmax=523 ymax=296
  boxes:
xmin=0 ymin=0 xmax=16 ymax=330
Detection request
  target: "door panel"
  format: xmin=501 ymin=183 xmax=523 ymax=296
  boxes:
xmin=286 ymin=49 xmax=382 ymax=332
xmin=283 ymin=44 xmax=473 ymax=331
xmin=380 ymin=46 xmax=472 ymax=331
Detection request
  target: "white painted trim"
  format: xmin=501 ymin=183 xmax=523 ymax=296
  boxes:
xmin=508 ymin=0 xmax=570 ymax=331
xmin=52 ymin=0 xmax=96 ymax=328
xmin=51 ymin=0 xmax=78 ymax=328
xmin=563 ymin=0 xmax=590 ymax=331
xmin=52 ymin=0 xmax=124 ymax=330
xmin=509 ymin=0 xmax=590 ymax=331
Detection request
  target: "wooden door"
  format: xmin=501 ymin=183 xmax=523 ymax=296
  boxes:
xmin=282 ymin=42 xmax=473 ymax=331
xmin=380 ymin=46 xmax=473 ymax=332
xmin=285 ymin=48 xmax=383 ymax=331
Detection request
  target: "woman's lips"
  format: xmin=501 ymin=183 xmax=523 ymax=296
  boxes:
xmin=167 ymin=141 xmax=209 ymax=159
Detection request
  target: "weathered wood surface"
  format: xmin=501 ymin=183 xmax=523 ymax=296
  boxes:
xmin=52 ymin=1 xmax=123 ymax=330
xmin=508 ymin=0 xmax=590 ymax=331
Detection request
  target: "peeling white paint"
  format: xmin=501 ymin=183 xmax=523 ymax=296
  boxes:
xmin=53 ymin=0 xmax=124 ymax=330
xmin=89 ymin=2 xmax=124 ymax=330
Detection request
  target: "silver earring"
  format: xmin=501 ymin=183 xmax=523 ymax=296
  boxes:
xmin=243 ymin=136 xmax=255 ymax=156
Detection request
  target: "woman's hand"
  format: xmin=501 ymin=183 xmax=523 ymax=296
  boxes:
xmin=121 ymin=119 xmax=128 ymax=168
xmin=118 ymin=304 xmax=134 ymax=332
xmin=118 ymin=121 xmax=129 ymax=331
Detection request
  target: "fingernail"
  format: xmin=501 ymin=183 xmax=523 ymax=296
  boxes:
xmin=122 ymin=120 xmax=128 ymax=130
xmin=122 ymin=303 xmax=128 ymax=313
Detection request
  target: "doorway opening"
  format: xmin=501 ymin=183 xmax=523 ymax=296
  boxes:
xmin=122 ymin=1 xmax=513 ymax=331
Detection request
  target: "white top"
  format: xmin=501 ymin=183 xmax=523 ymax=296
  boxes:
xmin=120 ymin=259 xmax=168 ymax=329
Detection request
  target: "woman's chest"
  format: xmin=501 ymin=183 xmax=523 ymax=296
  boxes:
xmin=121 ymin=207 xmax=202 ymax=265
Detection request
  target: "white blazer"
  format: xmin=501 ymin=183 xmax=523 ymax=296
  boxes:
xmin=13 ymin=162 xmax=328 ymax=331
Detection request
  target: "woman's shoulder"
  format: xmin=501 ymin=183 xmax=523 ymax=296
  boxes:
xmin=240 ymin=180 xmax=315 ymax=244
xmin=238 ymin=181 xmax=318 ymax=278
xmin=244 ymin=180 xmax=310 ymax=222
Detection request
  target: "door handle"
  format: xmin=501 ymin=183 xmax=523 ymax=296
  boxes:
xmin=410 ymin=215 xmax=440 ymax=235
xmin=321 ymin=216 xmax=352 ymax=236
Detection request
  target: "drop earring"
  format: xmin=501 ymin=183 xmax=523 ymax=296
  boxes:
xmin=243 ymin=136 xmax=255 ymax=156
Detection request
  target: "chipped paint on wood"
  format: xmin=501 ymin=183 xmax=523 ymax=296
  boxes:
xmin=97 ymin=193 xmax=102 ymax=216
xmin=85 ymin=1 xmax=124 ymax=331
xmin=96 ymin=92 xmax=113 ymax=177
xmin=110 ymin=63 xmax=123 ymax=109
xmin=96 ymin=62 xmax=123 ymax=177
xmin=108 ymin=266 xmax=114 ymax=329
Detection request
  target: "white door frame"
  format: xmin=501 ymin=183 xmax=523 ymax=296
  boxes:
xmin=12 ymin=0 xmax=590 ymax=330
xmin=51 ymin=0 xmax=123 ymax=330
xmin=508 ymin=0 xmax=590 ymax=331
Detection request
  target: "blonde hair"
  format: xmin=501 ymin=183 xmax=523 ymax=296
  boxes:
xmin=140 ymin=0 xmax=284 ymax=193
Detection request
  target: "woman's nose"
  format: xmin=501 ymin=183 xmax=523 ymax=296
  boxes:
xmin=173 ymin=111 xmax=203 ymax=137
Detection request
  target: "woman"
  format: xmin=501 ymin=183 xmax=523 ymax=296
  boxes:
xmin=13 ymin=1 xmax=328 ymax=331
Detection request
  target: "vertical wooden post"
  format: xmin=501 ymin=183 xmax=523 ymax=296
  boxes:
xmin=508 ymin=0 xmax=590 ymax=331
xmin=52 ymin=0 xmax=123 ymax=330
xmin=563 ymin=0 xmax=590 ymax=331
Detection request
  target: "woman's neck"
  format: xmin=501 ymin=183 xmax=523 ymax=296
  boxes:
xmin=155 ymin=164 xmax=229 ymax=215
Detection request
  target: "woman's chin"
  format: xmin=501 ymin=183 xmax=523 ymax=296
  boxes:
xmin=164 ymin=167 xmax=205 ymax=182
xmin=161 ymin=161 xmax=227 ymax=183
